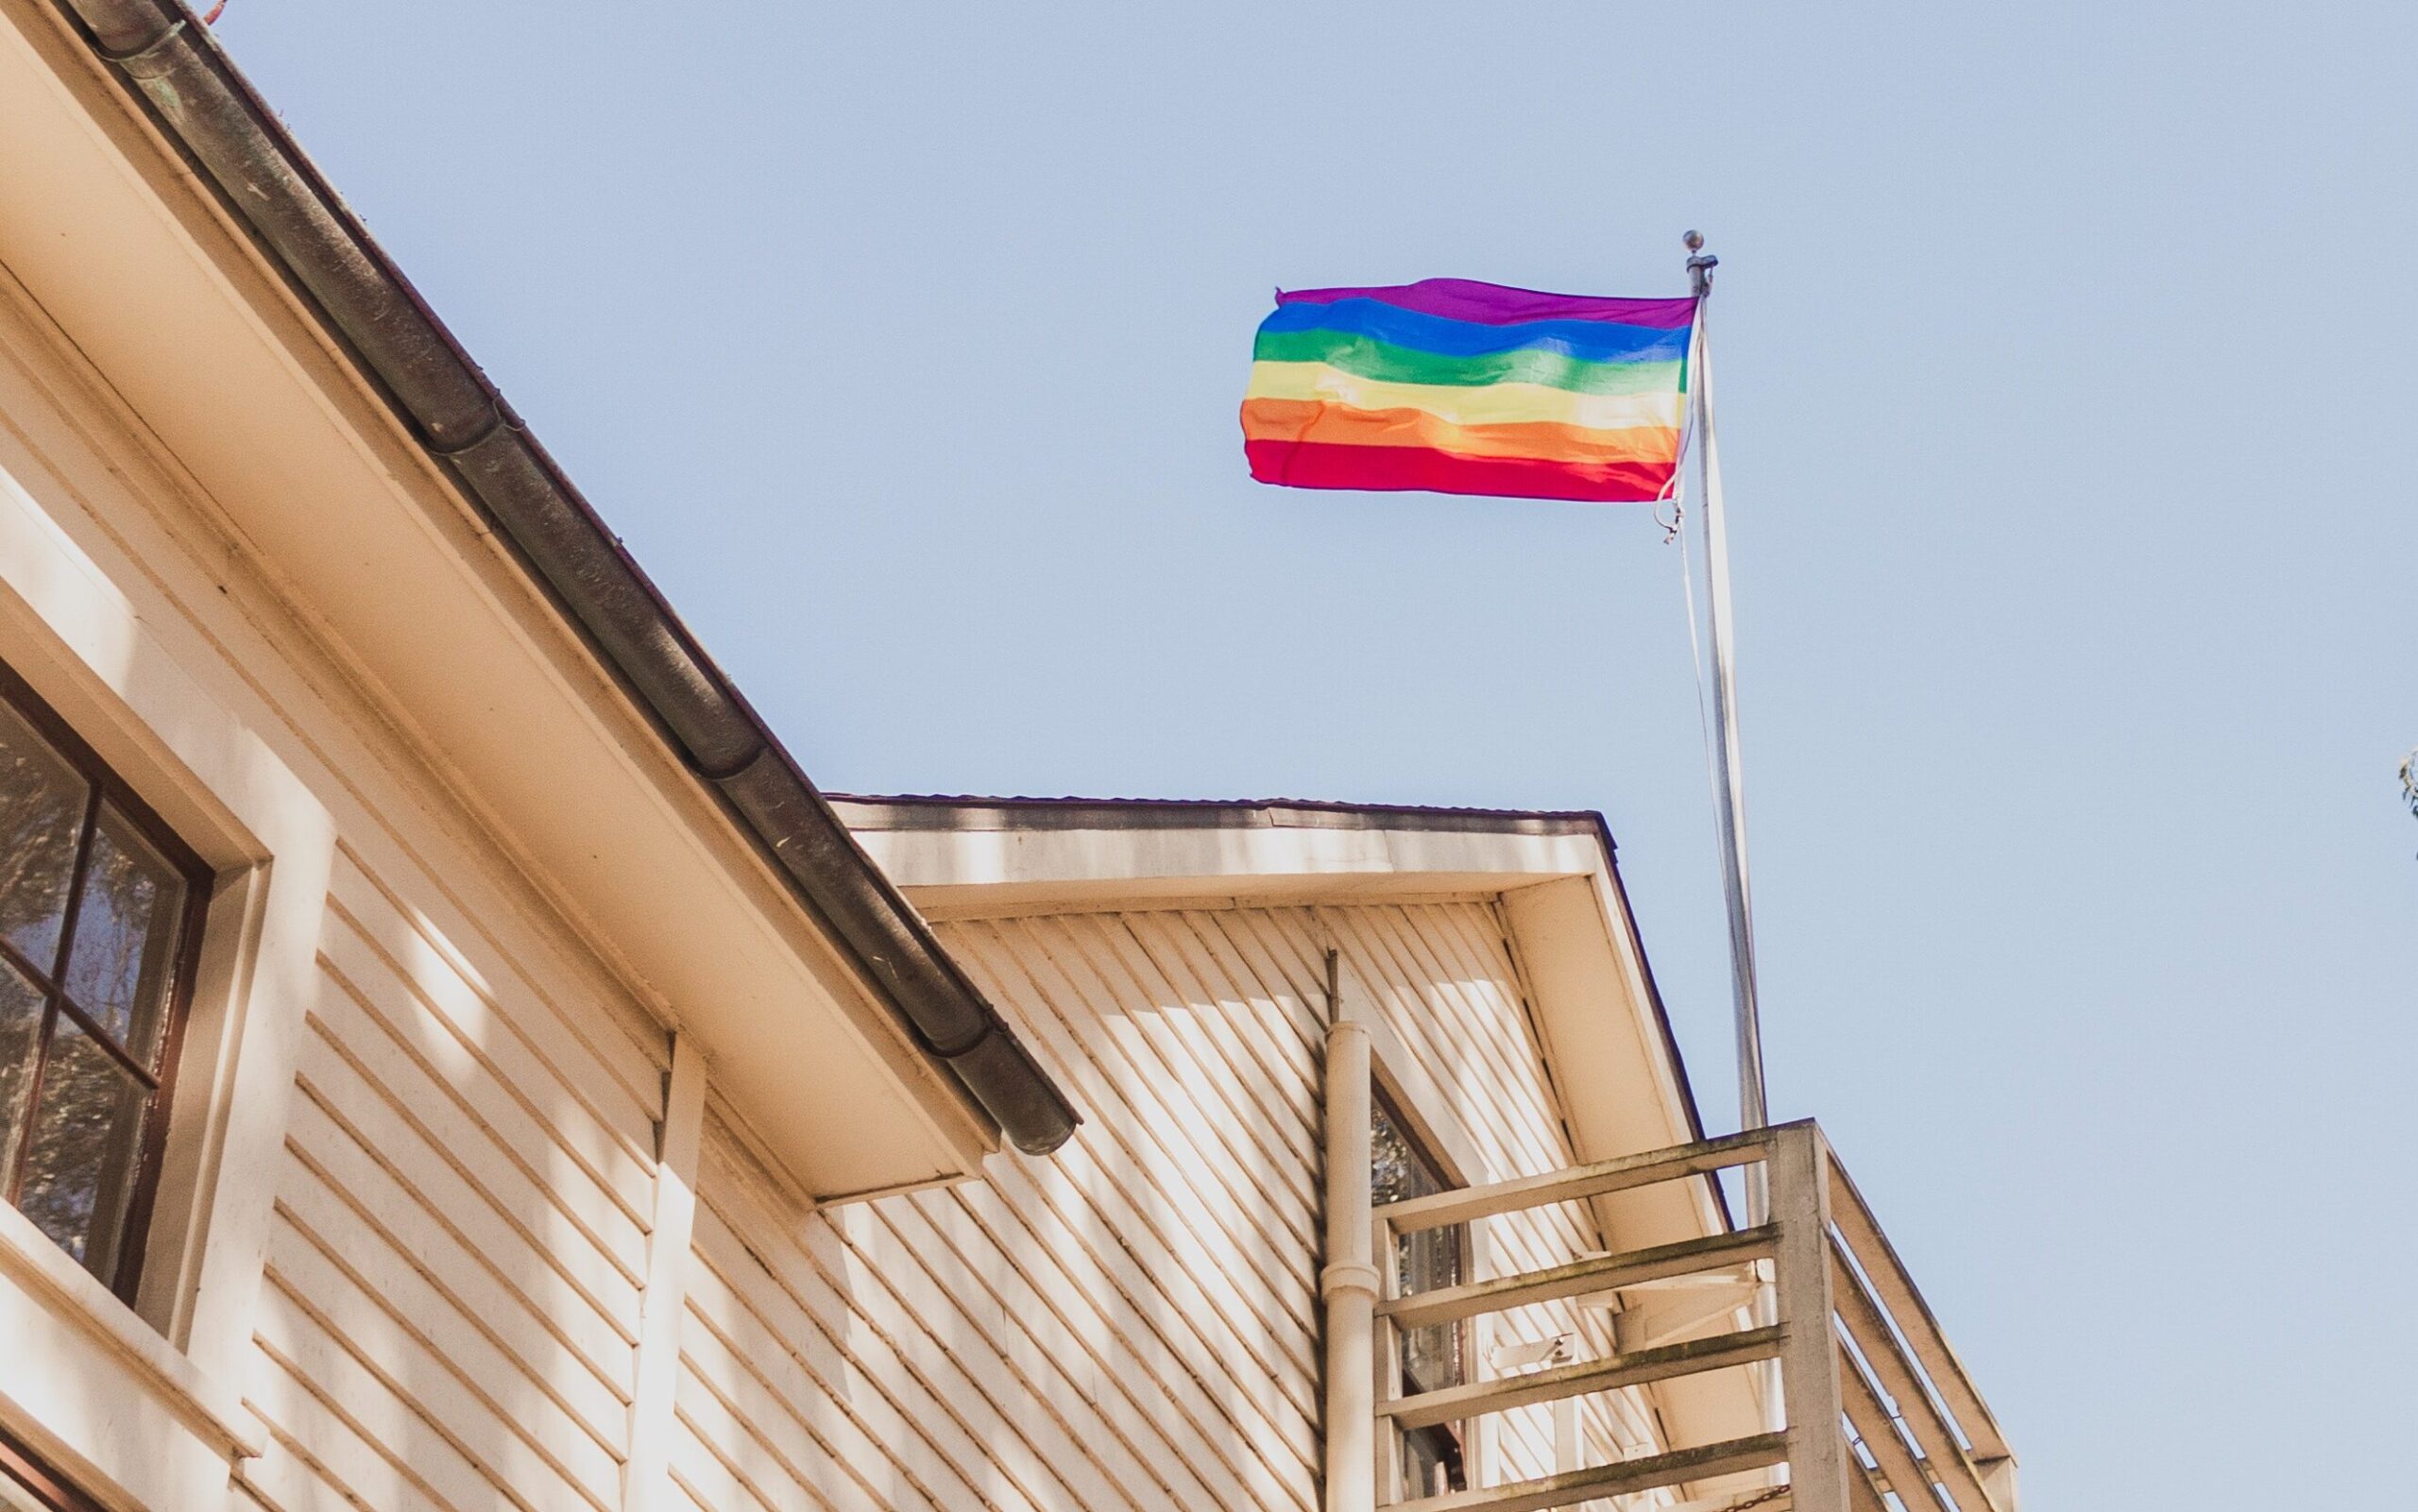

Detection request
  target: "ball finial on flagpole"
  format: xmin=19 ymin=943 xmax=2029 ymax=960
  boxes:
xmin=1685 ymin=230 xmax=1718 ymax=297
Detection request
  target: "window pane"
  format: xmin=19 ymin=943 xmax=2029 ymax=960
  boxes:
xmin=60 ymin=804 xmax=186 ymax=1064
xmin=1403 ymin=1427 xmax=1464 ymax=1500
xmin=1371 ymin=1103 xmax=1468 ymax=1397
xmin=0 ymin=964 xmax=43 ymax=1179
xmin=17 ymin=1022 xmax=150 ymax=1283
xmin=0 ymin=703 xmax=89 ymax=978
xmin=1397 ymin=1233 xmax=1467 ymax=1393
xmin=1371 ymin=1104 xmax=1442 ymax=1203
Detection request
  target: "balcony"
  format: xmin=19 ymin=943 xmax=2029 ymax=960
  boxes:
xmin=1323 ymin=1100 xmax=2018 ymax=1512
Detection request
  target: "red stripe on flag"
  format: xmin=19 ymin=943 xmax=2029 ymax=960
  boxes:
xmin=1245 ymin=440 xmax=1674 ymax=503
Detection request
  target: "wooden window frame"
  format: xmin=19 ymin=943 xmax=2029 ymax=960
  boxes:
xmin=0 ymin=656 xmax=212 ymax=1306
xmin=0 ymin=1423 xmax=106 ymax=1512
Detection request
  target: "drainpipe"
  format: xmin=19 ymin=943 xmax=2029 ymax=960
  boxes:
xmin=50 ymin=0 xmax=1078 ymax=1155
xmin=1323 ymin=965 xmax=1378 ymax=1512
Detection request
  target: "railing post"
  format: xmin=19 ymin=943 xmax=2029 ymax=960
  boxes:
xmin=1771 ymin=1123 xmax=1852 ymax=1512
xmin=1371 ymin=1213 xmax=1405 ymax=1504
xmin=1324 ymin=1016 xmax=1379 ymax=1512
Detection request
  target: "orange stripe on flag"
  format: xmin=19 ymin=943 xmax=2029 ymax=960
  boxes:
xmin=1238 ymin=398 xmax=1682 ymax=467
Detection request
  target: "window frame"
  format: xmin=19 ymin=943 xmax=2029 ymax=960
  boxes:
xmin=0 ymin=1423 xmax=107 ymax=1512
xmin=1373 ymin=1083 xmax=1476 ymax=1497
xmin=0 ymin=656 xmax=212 ymax=1305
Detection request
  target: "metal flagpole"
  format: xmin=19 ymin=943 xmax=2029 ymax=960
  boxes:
xmin=1683 ymin=232 xmax=1772 ymax=1210
xmin=1683 ymin=233 xmax=1787 ymax=1460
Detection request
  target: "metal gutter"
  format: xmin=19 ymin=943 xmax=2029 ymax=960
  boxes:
xmin=49 ymin=0 xmax=1077 ymax=1155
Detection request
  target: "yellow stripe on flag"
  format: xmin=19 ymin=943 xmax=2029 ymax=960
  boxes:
xmin=1244 ymin=361 xmax=1685 ymax=432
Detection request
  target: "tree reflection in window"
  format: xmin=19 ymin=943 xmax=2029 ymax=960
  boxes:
xmin=0 ymin=669 xmax=204 ymax=1300
xmin=1371 ymin=1096 xmax=1469 ymax=1496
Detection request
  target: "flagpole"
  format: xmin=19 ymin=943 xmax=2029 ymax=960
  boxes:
xmin=1683 ymin=233 xmax=1772 ymax=1208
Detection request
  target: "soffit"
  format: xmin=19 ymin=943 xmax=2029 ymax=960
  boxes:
xmin=839 ymin=798 xmax=1713 ymax=1190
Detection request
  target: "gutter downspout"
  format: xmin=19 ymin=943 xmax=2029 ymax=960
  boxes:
xmin=52 ymin=0 xmax=1078 ymax=1155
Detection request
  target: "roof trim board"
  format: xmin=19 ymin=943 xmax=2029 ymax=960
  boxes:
xmin=834 ymin=793 xmax=1716 ymax=1180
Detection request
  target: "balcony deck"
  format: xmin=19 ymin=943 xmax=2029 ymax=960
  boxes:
xmin=1337 ymin=1113 xmax=2017 ymax=1512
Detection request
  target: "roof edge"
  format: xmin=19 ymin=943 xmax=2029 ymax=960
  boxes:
xmin=831 ymin=792 xmax=1615 ymax=838
xmin=839 ymin=792 xmax=1716 ymax=1169
xmin=46 ymin=0 xmax=1076 ymax=1155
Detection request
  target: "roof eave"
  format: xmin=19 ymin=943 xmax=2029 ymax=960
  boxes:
xmin=836 ymin=794 xmax=1712 ymax=1175
xmin=46 ymin=0 xmax=1076 ymax=1155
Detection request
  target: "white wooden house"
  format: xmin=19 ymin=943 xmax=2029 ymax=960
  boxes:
xmin=826 ymin=799 xmax=2018 ymax=1512
xmin=824 ymin=796 xmax=1767 ymax=1510
xmin=0 ymin=5 xmax=2016 ymax=1512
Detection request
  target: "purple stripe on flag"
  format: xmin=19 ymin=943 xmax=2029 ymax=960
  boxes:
xmin=1276 ymin=279 xmax=1697 ymax=329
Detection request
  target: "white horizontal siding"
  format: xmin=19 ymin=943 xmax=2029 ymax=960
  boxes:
xmin=1331 ymin=902 xmax=1663 ymax=1488
xmin=673 ymin=900 xmax=1669 ymax=1512
xmin=241 ymin=848 xmax=667 ymax=1512
xmin=223 ymin=875 xmax=1659 ymax=1512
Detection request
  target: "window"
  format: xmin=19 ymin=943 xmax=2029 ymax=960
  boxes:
xmin=0 ymin=1425 xmax=105 ymax=1512
xmin=1372 ymin=1096 xmax=1470 ymax=1496
xmin=0 ymin=662 xmax=207 ymax=1301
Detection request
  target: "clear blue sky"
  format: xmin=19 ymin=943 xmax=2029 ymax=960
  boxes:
xmin=217 ymin=3 xmax=2414 ymax=1503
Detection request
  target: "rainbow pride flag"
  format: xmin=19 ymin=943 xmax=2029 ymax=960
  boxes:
xmin=1240 ymin=279 xmax=1696 ymax=502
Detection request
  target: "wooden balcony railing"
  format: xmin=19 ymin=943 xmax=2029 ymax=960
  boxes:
xmin=1321 ymin=1026 xmax=2017 ymax=1512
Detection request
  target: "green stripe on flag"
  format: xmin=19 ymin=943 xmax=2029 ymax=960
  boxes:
xmin=1252 ymin=329 xmax=1687 ymax=397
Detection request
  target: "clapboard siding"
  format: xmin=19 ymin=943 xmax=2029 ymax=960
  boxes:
xmin=1335 ymin=903 xmax=1656 ymax=1478
xmin=326 ymin=849 xmax=664 ymax=1173
xmin=676 ymin=900 xmax=1667 ymax=1512
xmin=240 ymin=846 xmax=667 ymax=1512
